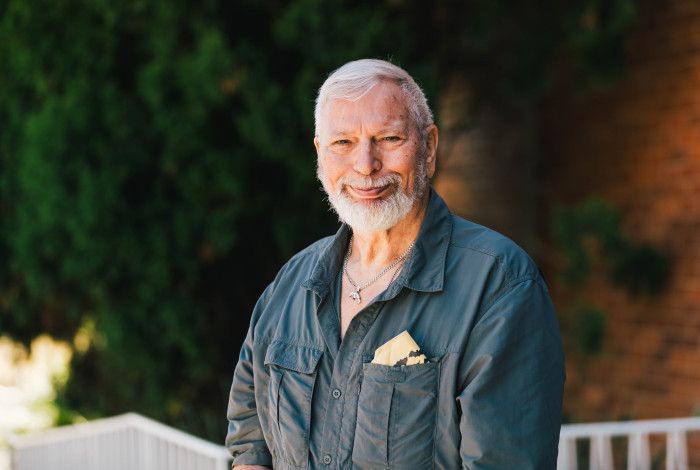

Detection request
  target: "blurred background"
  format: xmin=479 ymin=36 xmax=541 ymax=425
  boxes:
xmin=1 ymin=0 xmax=698 ymax=467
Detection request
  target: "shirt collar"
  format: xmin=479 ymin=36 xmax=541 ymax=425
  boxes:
xmin=302 ymin=188 xmax=453 ymax=302
xmin=396 ymin=188 xmax=452 ymax=294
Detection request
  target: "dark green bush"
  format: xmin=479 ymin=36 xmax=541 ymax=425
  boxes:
xmin=0 ymin=0 xmax=424 ymax=440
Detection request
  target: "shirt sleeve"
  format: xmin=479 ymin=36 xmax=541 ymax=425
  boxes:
xmin=225 ymin=286 xmax=274 ymax=468
xmin=457 ymin=277 xmax=565 ymax=469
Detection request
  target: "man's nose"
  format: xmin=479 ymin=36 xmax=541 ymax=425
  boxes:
xmin=353 ymin=139 xmax=381 ymax=176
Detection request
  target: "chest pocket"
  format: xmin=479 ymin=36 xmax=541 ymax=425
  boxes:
xmin=264 ymin=341 xmax=322 ymax=469
xmin=352 ymin=358 xmax=440 ymax=470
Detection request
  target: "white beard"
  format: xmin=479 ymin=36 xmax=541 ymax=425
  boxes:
xmin=317 ymin=157 xmax=428 ymax=233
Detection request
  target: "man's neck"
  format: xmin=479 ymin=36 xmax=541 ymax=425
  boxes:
xmin=348 ymin=194 xmax=428 ymax=271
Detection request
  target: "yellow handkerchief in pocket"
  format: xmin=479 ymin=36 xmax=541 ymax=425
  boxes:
xmin=372 ymin=330 xmax=427 ymax=366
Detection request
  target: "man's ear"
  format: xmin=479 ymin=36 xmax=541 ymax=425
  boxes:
xmin=314 ymin=136 xmax=321 ymax=156
xmin=425 ymin=124 xmax=438 ymax=178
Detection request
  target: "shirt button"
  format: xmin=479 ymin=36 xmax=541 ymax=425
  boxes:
xmin=332 ymin=388 xmax=342 ymax=399
xmin=323 ymin=454 xmax=332 ymax=465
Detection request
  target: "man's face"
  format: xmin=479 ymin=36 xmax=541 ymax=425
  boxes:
xmin=314 ymin=81 xmax=437 ymax=232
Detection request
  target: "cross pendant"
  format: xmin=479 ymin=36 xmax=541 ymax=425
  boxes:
xmin=349 ymin=290 xmax=361 ymax=303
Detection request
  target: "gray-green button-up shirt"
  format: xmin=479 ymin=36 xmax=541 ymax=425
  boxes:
xmin=226 ymin=189 xmax=565 ymax=469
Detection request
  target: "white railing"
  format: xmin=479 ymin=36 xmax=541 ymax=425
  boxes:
xmin=8 ymin=412 xmax=699 ymax=469
xmin=558 ymin=417 xmax=700 ymax=470
xmin=7 ymin=413 xmax=231 ymax=470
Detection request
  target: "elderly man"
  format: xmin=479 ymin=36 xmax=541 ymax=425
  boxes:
xmin=226 ymin=59 xmax=565 ymax=469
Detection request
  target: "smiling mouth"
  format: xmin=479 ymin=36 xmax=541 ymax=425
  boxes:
xmin=347 ymin=184 xmax=391 ymax=200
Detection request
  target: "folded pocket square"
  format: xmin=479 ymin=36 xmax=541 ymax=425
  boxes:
xmin=372 ymin=330 xmax=427 ymax=366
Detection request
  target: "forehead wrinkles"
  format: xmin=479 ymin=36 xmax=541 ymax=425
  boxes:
xmin=328 ymin=115 xmax=408 ymax=135
xmin=322 ymin=85 xmax=411 ymax=135
xmin=325 ymin=109 xmax=410 ymax=136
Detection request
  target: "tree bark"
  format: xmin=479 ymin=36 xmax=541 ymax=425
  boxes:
xmin=433 ymin=73 xmax=541 ymax=256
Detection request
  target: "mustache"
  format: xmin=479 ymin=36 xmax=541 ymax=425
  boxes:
xmin=337 ymin=174 xmax=402 ymax=192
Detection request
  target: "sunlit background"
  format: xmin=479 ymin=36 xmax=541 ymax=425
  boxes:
xmin=1 ymin=0 xmax=698 ymax=468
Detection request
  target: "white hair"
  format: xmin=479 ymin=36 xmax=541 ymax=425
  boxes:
xmin=314 ymin=59 xmax=433 ymax=137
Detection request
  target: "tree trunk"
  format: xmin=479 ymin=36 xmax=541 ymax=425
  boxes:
xmin=433 ymin=73 xmax=541 ymax=256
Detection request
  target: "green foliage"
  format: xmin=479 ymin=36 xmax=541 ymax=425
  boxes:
xmin=432 ymin=0 xmax=639 ymax=99
xmin=552 ymin=196 xmax=669 ymax=357
xmin=570 ymin=303 xmax=606 ymax=355
xmin=0 ymin=0 xmax=425 ymax=440
xmin=552 ymin=195 xmax=669 ymax=295
xmin=612 ymin=245 xmax=669 ymax=295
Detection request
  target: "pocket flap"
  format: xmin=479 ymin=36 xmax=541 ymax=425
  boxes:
xmin=264 ymin=341 xmax=323 ymax=374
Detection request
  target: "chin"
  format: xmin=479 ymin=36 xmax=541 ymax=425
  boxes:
xmin=332 ymin=188 xmax=416 ymax=232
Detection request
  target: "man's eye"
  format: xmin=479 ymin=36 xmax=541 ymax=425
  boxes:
xmin=332 ymin=139 xmax=351 ymax=146
xmin=382 ymin=136 xmax=401 ymax=142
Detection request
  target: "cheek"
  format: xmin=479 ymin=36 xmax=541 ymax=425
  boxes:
xmin=320 ymin=158 xmax=338 ymax=176
xmin=324 ymin=152 xmax=355 ymax=173
xmin=396 ymin=153 xmax=418 ymax=177
xmin=318 ymin=157 xmax=343 ymax=188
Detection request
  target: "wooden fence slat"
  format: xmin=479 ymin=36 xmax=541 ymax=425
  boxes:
xmin=590 ymin=435 xmax=614 ymax=470
xmin=627 ymin=432 xmax=650 ymax=470
xmin=666 ymin=430 xmax=688 ymax=470
xmin=557 ymin=437 xmax=577 ymax=470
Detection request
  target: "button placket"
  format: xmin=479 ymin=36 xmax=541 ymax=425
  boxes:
xmin=321 ymin=301 xmax=383 ymax=468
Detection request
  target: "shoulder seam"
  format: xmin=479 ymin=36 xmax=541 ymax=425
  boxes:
xmin=448 ymin=242 xmax=517 ymax=285
xmin=288 ymin=236 xmax=334 ymax=264
xmin=476 ymin=276 xmax=543 ymax=321
xmin=255 ymin=236 xmax=333 ymax=316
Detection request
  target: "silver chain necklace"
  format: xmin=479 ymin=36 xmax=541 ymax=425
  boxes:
xmin=343 ymin=238 xmax=415 ymax=304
